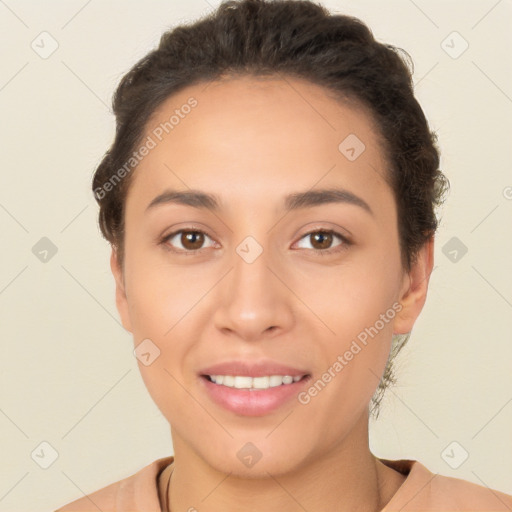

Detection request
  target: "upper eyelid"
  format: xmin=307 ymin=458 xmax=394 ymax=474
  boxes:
xmin=162 ymin=228 xmax=218 ymax=249
xmin=293 ymin=230 xmax=350 ymax=251
xmin=162 ymin=227 xmax=350 ymax=250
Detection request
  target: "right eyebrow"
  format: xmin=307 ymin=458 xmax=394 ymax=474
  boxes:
xmin=145 ymin=189 xmax=220 ymax=213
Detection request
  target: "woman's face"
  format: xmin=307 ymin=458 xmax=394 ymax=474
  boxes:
xmin=112 ymin=75 xmax=431 ymax=476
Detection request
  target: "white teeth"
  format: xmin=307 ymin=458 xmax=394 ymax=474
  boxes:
xmin=252 ymin=376 xmax=270 ymax=389
xmin=269 ymin=375 xmax=284 ymax=387
xmin=208 ymin=374 xmax=304 ymax=390
xmin=234 ymin=376 xmax=253 ymax=389
xmin=223 ymin=375 xmax=235 ymax=386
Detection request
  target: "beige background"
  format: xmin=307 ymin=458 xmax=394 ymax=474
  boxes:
xmin=0 ymin=0 xmax=511 ymax=510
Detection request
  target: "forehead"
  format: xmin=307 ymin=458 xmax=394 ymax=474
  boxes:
xmin=126 ymin=75 xmax=392 ymax=214
xmin=146 ymin=74 xmax=384 ymax=152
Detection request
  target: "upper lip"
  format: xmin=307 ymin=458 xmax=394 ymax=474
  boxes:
xmin=199 ymin=360 xmax=310 ymax=378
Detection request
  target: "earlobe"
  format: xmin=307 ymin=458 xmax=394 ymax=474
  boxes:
xmin=110 ymin=247 xmax=133 ymax=333
xmin=393 ymin=236 xmax=435 ymax=335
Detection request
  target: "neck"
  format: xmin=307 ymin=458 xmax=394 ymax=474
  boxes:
xmin=166 ymin=410 xmax=405 ymax=512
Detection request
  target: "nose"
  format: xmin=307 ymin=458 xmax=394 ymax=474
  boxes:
xmin=212 ymin=240 xmax=295 ymax=342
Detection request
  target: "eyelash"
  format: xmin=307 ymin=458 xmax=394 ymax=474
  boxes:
xmin=159 ymin=228 xmax=352 ymax=256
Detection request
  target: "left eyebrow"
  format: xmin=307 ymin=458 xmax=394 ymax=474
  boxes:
xmin=283 ymin=188 xmax=373 ymax=216
xmin=145 ymin=187 xmax=373 ymax=216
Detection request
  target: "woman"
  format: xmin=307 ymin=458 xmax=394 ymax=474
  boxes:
xmin=56 ymin=0 xmax=512 ymax=510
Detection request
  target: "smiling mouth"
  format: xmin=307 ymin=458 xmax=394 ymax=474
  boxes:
xmin=201 ymin=374 xmax=309 ymax=390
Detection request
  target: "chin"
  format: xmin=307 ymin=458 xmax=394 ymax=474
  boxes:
xmin=209 ymin=452 xmax=306 ymax=479
xmin=190 ymin=434 xmax=313 ymax=479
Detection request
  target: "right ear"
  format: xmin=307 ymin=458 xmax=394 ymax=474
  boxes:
xmin=110 ymin=247 xmax=133 ymax=333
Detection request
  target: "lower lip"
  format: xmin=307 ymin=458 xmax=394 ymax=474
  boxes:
xmin=199 ymin=375 xmax=310 ymax=416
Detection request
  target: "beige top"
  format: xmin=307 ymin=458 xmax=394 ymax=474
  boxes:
xmin=55 ymin=455 xmax=512 ymax=511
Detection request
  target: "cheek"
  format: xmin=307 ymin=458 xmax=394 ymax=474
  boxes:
xmin=295 ymin=253 xmax=401 ymax=410
xmin=298 ymin=283 xmax=397 ymax=440
xmin=123 ymin=250 xmax=215 ymax=413
xmin=124 ymin=247 xmax=212 ymax=337
xmin=299 ymin=253 xmax=401 ymax=341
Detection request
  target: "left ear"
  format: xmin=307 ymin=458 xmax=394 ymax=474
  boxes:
xmin=393 ymin=236 xmax=435 ymax=335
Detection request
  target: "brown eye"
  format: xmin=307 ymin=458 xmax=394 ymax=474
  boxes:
xmin=162 ymin=229 xmax=215 ymax=252
xmin=310 ymin=231 xmax=333 ymax=250
xmin=181 ymin=231 xmax=204 ymax=250
xmin=295 ymin=230 xmax=348 ymax=253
